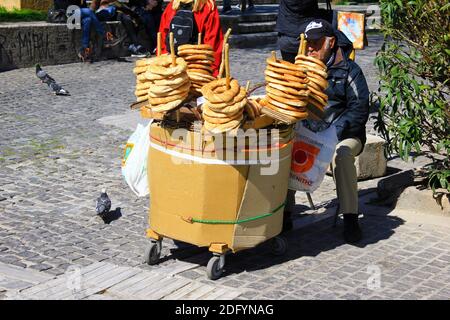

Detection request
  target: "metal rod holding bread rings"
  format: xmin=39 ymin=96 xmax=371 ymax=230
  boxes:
xmin=225 ymin=43 xmax=230 ymax=89
xmin=298 ymin=33 xmax=306 ymax=56
xmin=271 ymin=50 xmax=276 ymax=60
xmin=218 ymin=28 xmax=232 ymax=79
xmin=169 ymin=32 xmax=176 ymax=66
xmin=157 ymin=32 xmax=161 ymax=56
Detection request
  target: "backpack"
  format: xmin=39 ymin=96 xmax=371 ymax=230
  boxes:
xmin=165 ymin=2 xmax=198 ymax=54
xmin=47 ymin=0 xmax=86 ymax=23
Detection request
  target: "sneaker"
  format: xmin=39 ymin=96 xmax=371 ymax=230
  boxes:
xmin=78 ymin=47 xmax=91 ymax=62
xmin=221 ymin=6 xmax=232 ymax=14
xmin=129 ymin=44 xmax=150 ymax=58
xmin=343 ymin=213 xmax=362 ymax=244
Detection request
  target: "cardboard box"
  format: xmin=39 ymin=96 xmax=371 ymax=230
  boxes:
xmin=147 ymin=122 xmax=293 ymax=252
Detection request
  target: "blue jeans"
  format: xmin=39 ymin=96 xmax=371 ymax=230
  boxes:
xmin=81 ymin=8 xmax=105 ymax=49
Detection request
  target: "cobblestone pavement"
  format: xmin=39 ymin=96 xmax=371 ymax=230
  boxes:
xmin=1 ymin=35 xmax=449 ymax=300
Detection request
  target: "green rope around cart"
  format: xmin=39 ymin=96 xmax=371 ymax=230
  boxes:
xmin=186 ymin=201 xmax=286 ymax=225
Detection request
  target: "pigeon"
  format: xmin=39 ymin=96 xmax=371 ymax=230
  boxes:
xmin=95 ymin=188 xmax=111 ymax=216
xmin=35 ymin=64 xmax=70 ymax=96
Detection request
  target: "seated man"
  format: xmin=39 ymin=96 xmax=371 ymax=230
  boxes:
xmin=284 ymin=19 xmax=370 ymax=244
xmin=92 ymin=0 xmax=150 ymax=57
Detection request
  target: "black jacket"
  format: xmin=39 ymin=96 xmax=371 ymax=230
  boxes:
xmin=323 ymin=48 xmax=370 ymax=146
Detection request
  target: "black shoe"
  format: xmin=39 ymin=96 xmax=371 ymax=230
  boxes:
xmin=343 ymin=213 xmax=362 ymax=244
xmin=221 ymin=6 xmax=232 ymax=14
xmin=282 ymin=211 xmax=293 ymax=233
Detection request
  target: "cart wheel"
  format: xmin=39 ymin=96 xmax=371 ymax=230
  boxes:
xmin=145 ymin=240 xmax=162 ymax=265
xmin=206 ymin=255 xmax=224 ymax=280
xmin=270 ymin=236 xmax=288 ymax=256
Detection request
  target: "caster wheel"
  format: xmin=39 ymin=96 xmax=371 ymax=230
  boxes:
xmin=145 ymin=240 xmax=162 ymax=265
xmin=206 ymin=255 xmax=224 ymax=280
xmin=270 ymin=236 xmax=288 ymax=256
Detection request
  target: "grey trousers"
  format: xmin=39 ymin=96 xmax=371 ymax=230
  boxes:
xmin=286 ymin=138 xmax=363 ymax=215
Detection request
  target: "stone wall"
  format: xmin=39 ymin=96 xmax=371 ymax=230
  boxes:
xmin=0 ymin=0 xmax=52 ymax=10
xmin=0 ymin=21 xmax=130 ymax=72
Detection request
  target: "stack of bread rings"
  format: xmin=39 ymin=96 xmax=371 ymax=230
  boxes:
xmin=143 ymin=55 xmax=191 ymax=113
xmin=245 ymin=97 xmax=263 ymax=120
xmin=134 ymin=57 xmax=154 ymax=103
xmin=264 ymin=52 xmax=310 ymax=121
xmin=295 ymin=35 xmax=328 ymax=120
xmin=177 ymin=43 xmax=216 ymax=95
xmin=200 ymin=78 xmax=247 ymax=133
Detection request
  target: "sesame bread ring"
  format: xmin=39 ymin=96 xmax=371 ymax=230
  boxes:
xmin=149 ymin=79 xmax=191 ymax=95
xmin=304 ymin=67 xmax=328 ymax=79
xmin=266 ymin=57 xmax=304 ymax=73
xmin=201 ymin=78 xmax=240 ymax=103
xmin=296 ymin=61 xmax=328 ymax=78
xmin=136 ymin=94 xmax=148 ymax=102
xmin=149 ymin=95 xmax=188 ymax=112
xmin=149 ymin=91 xmax=189 ymax=105
xmin=307 ymin=72 xmax=329 ymax=90
xmin=266 ymin=93 xmax=308 ymax=108
xmin=265 ymin=101 xmax=308 ymax=119
xmin=188 ymin=68 xmax=211 ymax=75
xmin=308 ymin=85 xmax=328 ymax=102
xmin=133 ymin=66 xmax=148 ymax=75
xmin=187 ymin=59 xmax=213 ymax=66
xmin=137 ymin=73 xmax=148 ymax=82
xmin=295 ymin=55 xmax=327 ymax=70
xmin=266 ymin=64 xmax=307 ymax=78
xmin=144 ymin=71 xmax=166 ymax=81
xmin=153 ymin=73 xmax=189 ymax=86
xmin=204 ymin=117 xmax=243 ymax=134
xmin=307 ymin=97 xmax=326 ymax=120
xmin=135 ymin=89 xmax=148 ymax=97
xmin=148 ymin=82 xmax=190 ymax=98
xmin=187 ymin=63 xmax=213 ymax=71
xmin=203 ymin=113 xmax=242 ymax=124
xmin=136 ymin=81 xmax=151 ymax=91
xmin=207 ymin=87 xmax=247 ymax=110
xmin=136 ymin=57 xmax=158 ymax=67
xmin=264 ymin=70 xmax=309 ymax=84
xmin=265 ymin=85 xmax=309 ymax=100
xmin=177 ymin=48 xmax=214 ymax=56
xmin=183 ymin=54 xmax=215 ymax=62
xmin=178 ymin=44 xmax=213 ymax=51
xmin=206 ymin=97 xmax=247 ymax=115
xmin=148 ymin=56 xmax=187 ymax=76
xmin=203 ymin=103 xmax=242 ymax=118
xmin=248 ymin=99 xmax=262 ymax=117
xmin=266 ymin=82 xmax=309 ymax=96
xmin=265 ymin=75 xmax=308 ymax=90
xmin=188 ymin=72 xmax=216 ymax=81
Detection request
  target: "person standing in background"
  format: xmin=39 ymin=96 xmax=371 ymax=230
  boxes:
xmin=129 ymin=0 xmax=163 ymax=54
xmin=275 ymin=0 xmax=333 ymax=63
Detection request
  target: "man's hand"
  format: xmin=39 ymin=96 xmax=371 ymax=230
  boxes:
xmin=145 ymin=0 xmax=158 ymax=10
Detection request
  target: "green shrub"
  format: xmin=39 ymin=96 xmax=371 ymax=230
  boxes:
xmin=374 ymin=0 xmax=450 ymax=192
xmin=0 ymin=6 xmax=47 ymax=22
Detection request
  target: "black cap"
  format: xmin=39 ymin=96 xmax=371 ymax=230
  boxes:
xmin=300 ymin=19 xmax=335 ymax=41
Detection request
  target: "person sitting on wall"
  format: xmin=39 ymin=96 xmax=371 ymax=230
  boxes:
xmin=129 ymin=0 xmax=163 ymax=55
xmin=283 ymin=19 xmax=370 ymax=244
xmin=91 ymin=0 xmax=150 ymax=57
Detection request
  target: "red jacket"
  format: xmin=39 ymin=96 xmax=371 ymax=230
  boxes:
xmin=159 ymin=1 xmax=224 ymax=77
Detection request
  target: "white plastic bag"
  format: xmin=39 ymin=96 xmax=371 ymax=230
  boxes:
xmin=121 ymin=121 xmax=152 ymax=197
xmin=288 ymin=122 xmax=338 ymax=193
